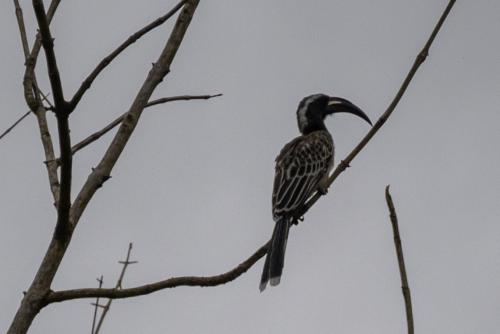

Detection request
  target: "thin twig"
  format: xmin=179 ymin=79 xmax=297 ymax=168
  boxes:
xmin=295 ymin=0 xmax=457 ymax=221
xmin=13 ymin=0 xmax=60 ymax=203
xmin=11 ymin=0 xmax=34 ymax=140
xmin=145 ymin=93 xmax=222 ymax=108
xmin=38 ymin=89 xmax=54 ymax=109
xmin=0 ymin=84 xmax=54 ymax=143
xmin=0 ymin=111 xmax=31 ymax=141
xmin=385 ymin=186 xmax=414 ymax=334
xmin=91 ymin=275 xmax=104 ymax=334
xmin=45 ymin=0 xmax=456 ymax=304
xmin=54 ymin=93 xmax=221 ymax=162
xmin=69 ymin=0 xmax=187 ymax=111
xmin=13 ymin=0 xmax=30 ymax=58
xmin=93 ymin=243 xmax=137 ymax=334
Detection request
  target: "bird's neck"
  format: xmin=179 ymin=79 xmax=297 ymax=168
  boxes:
xmin=301 ymin=119 xmax=327 ymax=135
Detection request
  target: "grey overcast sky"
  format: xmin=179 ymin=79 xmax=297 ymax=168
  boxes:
xmin=1 ymin=1 xmax=499 ymax=333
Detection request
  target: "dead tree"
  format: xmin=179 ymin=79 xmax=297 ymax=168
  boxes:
xmin=6 ymin=1 xmax=456 ymax=333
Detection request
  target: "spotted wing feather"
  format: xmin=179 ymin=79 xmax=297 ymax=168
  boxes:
xmin=272 ymin=131 xmax=334 ymax=220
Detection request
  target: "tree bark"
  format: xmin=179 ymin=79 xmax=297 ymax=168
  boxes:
xmin=7 ymin=1 xmax=199 ymax=333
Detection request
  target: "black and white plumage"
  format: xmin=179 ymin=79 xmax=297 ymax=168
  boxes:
xmin=260 ymin=94 xmax=372 ymax=292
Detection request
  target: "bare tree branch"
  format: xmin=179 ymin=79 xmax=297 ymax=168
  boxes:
xmin=54 ymin=93 xmax=222 ymax=162
xmin=47 ymin=242 xmax=269 ymax=302
xmin=295 ymin=0 xmax=457 ymax=220
xmin=70 ymin=0 xmax=200 ymax=228
xmin=13 ymin=0 xmax=30 ymax=58
xmin=0 ymin=111 xmax=31 ymax=141
xmin=7 ymin=1 xmax=71 ymax=332
xmin=25 ymin=0 xmax=61 ymax=72
xmin=94 ymin=243 xmax=137 ymax=334
xmin=36 ymin=107 xmax=61 ymax=204
xmin=32 ymin=0 xmax=72 ymax=239
xmin=68 ymin=116 xmax=122 ymax=159
xmin=32 ymin=0 xmax=67 ymax=110
xmin=24 ymin=0 xmax=61 ymax=111
xmin=13 ymin=0 xmax=60 ymax=203
xmin=145 ymin=93 xmax=222 ymax=108
xmin=68 ymin=0 xmax=187 ymax=111
xmin=8 ymin=2 xmax=200 ymax=333
xmin=385 ymin=186 xmax=414 ymax=334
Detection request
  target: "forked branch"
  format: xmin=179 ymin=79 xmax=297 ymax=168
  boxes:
xmin=70 ymin=0 xmax=201 ymax=228
xmin=69 ymin=0 xmax=187 ymax=110
xmin=32 ymin=0 xmax=72 ymax=239
xmin=55 ymin=94 xmax=222 ymax=163
xmin=7 ymin=2 xmax=201 ymax=333
xmin=48 ymin=242 xmax=269 ymax=302
xmin=23 ymin=0 xmax=61 ymax=111
xmin=13 ymin=0 xmax=60 ymax=202
xmin=93 ymin=243 xmax=137 ymax=334
xmin=48 ymin=0 xmax=455 ymax=303
xmin=90 ymin=275 xmax=103 ymax=334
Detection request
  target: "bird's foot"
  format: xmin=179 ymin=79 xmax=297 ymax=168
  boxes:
xmin=292 ymin=217 xmax=304 ymax=225
xmin=317 ymin=184 xmax=328 ymax=195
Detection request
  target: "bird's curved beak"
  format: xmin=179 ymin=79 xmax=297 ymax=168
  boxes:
xmin=326 ymin=97 xmax=372 ymax=126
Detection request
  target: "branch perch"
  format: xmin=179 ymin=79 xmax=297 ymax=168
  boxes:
xmin=45 ymin=0 xmax=456 ymax=303
xmin=48 ymin=242 xmax=269 ymax=302
xmin=295 ymin=0 xmax=457 ymax=220
xmin=385 ymin=186 xmax=414 ymax=334
xmin=8 ymin=3 xmax=456 ymax=334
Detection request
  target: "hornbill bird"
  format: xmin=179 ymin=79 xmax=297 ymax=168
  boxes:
xmin=259 ymin=93 xmax=372 ymax=291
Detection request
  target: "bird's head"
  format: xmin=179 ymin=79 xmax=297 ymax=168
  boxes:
xmin=296 ymin=94 xmax=372 ymax=134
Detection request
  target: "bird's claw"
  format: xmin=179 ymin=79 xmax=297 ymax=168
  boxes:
xmin=317 ymin=185 xmax=328 ymax=195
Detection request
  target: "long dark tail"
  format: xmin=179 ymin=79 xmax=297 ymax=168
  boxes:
xmin=259 ymin=218 xmax=291 ymax=291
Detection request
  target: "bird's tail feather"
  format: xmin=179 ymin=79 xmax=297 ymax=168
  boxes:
xmin=259 ymin=218 xmax=291 ymax=291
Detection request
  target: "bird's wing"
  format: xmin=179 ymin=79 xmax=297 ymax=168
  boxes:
xmin=272 ymin=131 xmax=333 ymax=220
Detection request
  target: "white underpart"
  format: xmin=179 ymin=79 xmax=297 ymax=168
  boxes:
xmin=297 ymin=94 xmax=322 ymax=132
